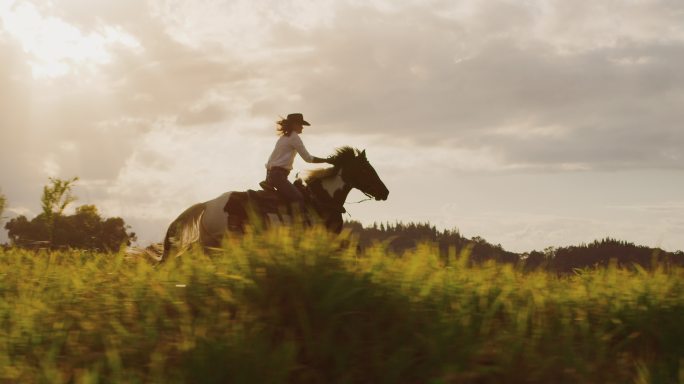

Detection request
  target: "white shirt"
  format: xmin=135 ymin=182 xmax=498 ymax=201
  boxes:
xmin=265 ymin=132 xmax=315 ymax=170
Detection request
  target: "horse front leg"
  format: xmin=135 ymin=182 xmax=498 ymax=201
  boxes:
xmin=325 ymin=213 xmax=344 ymax=234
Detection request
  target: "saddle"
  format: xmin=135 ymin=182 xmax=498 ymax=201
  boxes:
xmin=224 ymin=180 xmax=344 ymax=231
xmin=254 ymin=179 xmax=318 ymax=220
xmin=246 ymin=188 xmax=285 ymax=213
xmin=261 ymin=179 xmax=347 ymax=215
xmin=257 ymin=179 xmax=310 ymax=203
xmin=224 ymin=189 xmax=289 ymax=231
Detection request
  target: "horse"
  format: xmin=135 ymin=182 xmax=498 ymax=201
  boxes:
xmin=158 ymin=147 xmax=389 ymax=261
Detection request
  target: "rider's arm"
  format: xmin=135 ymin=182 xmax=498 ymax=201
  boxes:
xmin=291 ymin=133 xmax=325 ymax=163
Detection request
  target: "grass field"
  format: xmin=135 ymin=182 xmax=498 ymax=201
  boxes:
xmin=1 ymin=226 xmax=683 ymax=383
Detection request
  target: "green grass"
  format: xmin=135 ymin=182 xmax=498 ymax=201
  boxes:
xmin=1 ymin=226 xmax=683 ymax=383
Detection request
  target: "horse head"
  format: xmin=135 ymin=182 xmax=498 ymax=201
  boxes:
xmin=328 ymin=147 xmax=389 ymax=201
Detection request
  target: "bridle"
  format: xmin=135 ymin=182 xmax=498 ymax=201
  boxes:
xmin=304 ymin=154 xmax=382 ymax=210
xmin=345 ymin=186 xmax=375 ymax=204
xmin=341 ymin=159 xmax=384 ymax=205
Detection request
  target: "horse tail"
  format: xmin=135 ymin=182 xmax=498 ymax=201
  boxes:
xmin=162 ymin=202 xmax=207 ymax=262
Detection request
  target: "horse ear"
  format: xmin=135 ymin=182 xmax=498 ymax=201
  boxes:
xmin=360 ymin=149 xmax=366 ymax=159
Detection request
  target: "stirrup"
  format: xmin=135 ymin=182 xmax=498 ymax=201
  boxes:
xmin=259 ymin=181 xmax=277 ymax=192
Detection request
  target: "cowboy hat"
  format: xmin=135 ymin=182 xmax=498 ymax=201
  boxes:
xmin=285 ymin=113 xmax=310 ymax=126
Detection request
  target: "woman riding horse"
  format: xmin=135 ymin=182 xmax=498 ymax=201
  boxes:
xmin=260 ymin=113 xmax=333 ymax=207
xmin=160 ymin=147 xmax=389 ymax=261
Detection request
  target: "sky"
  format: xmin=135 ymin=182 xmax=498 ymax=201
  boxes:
xmin=1 ymin=0 xmax=683 ymax=253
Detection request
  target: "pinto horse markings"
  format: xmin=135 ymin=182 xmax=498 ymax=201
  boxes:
xmin=160 ymin=147 xmax=389 ymax=261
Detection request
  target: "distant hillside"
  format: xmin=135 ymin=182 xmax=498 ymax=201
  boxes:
xmin=343 ymin=221 xmax=684 ymax=273
xmin=525 ymin=238 xmax=684 ymax=273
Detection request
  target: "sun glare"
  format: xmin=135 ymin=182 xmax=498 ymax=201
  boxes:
xmin=0 ymin=1 xmax=140 ymax=79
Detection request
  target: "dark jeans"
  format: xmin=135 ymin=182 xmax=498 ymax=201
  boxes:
xmin=266 ymin=167 xmax=304 ymax=205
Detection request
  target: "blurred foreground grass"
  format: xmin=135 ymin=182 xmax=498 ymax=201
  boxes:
xmin=1 ymin=226 xmax=683 ymax=383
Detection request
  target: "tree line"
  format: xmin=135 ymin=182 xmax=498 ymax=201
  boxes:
xmin=2 ymin=182 xmax=683 ymax=270
xmin=344 ymin=221 xmax=684 ymax=273
xmin=344 ymin=221 xmax=519 ymax=264
xmin=523 ymin=239 xmax=684 ymax=273
xmin=1 ymin=178 xmax=136 ymax=252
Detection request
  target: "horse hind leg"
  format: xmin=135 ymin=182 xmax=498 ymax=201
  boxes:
xmin=227 ymin=213 xmax=245 ymax=233
xmin=225 ymin=192 xmax=248 ymax=233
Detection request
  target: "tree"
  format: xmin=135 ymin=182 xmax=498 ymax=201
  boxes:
xmin=343 ymin=220 xmax=518 ymax=264
xmin=41 ymin=177 xmax=79 ymax=217
xmin=6 ymin=204 xmax=136 ymax=252
xmin=5 ymin=215 xmax=49 ymax=248
xmin=41 ymin=177 xmax=78 ymax=245
xmin=4 ymin=178 xmax=136 ymax=252
xmin=0 ymin=189 xmax=6 ymax=225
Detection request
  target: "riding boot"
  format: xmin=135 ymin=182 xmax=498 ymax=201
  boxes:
xmin=259 ymin=180 xmax=276 ymax=192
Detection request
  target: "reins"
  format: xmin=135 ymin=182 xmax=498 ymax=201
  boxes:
xmin=343 ymin=193 xmax=373 ymax=219
xmin=345 ymin=192 xmax=374 ymax=205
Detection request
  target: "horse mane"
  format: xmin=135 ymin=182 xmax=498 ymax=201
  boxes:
xmin=331 ymin=146 xmax=359 ymax=162
xmin=302 ymin=146 xmax=360 ymax=183
xmin=303 ymin=167 xmax=337 ymax=183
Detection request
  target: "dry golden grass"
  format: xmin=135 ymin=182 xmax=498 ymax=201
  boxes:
xmin=1 ymin=226 xmax=683 ymax=383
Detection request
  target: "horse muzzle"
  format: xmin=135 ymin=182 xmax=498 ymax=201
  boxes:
xmin=374 ymin=189 xmax=389 ymax=201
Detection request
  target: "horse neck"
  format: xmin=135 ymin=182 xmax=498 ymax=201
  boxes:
xmin=309 ymin=168 xmax=353 ymax=207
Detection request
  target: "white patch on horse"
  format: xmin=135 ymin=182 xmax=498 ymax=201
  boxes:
xmin=320 ymin=173 xmax=346 ymax=198
xmin=201 ymin=192 xmax=232 ymax=240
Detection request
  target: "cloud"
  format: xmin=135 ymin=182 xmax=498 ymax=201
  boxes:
xmin=0 ymin=0 xmax=259 ymax=186
xmin=10 ymin=0 xmax=681 ymax=174
xmin=248 ymin=1 xmax=684 ymax=171
xmin=2 ymin=0 xmax=684 ymax=249
xmin=0 ymin=0 xmax=251 ymax=227
xmin=0 ymin=37 xmax=46 ymax=201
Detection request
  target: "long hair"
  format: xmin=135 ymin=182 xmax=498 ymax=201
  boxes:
xmin=276 ymin=118 xmax=293 ymax=136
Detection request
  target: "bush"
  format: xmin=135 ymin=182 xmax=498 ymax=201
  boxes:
xmin=5 ymin=205 xmax=135 ymax=252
